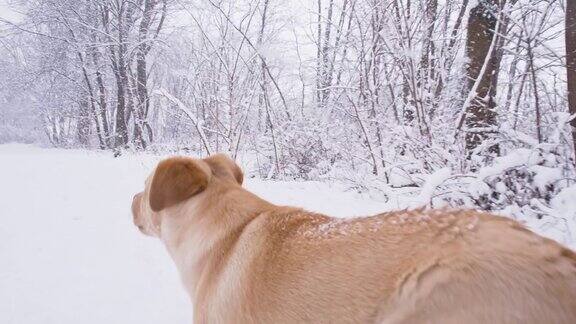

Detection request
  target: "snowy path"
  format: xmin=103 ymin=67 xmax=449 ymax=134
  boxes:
xmin=0 ymin=145 xmax=390 ymax=324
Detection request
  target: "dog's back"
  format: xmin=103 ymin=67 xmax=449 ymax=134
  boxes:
xmin=222 ymin=208 xmax=576 ymax=323
xmin=377 ymin=211 xmax=576 ymax=324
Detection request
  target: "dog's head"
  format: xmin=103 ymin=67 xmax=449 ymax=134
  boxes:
xmin=131 ymin=153 xmax=243 ymax=237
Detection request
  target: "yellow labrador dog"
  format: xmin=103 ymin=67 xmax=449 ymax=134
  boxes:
xmin=131 ymin=154 xmax=576 ymax=324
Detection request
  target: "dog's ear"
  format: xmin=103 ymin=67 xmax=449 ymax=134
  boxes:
xmin=204 ymin=153 xmax=244 ymax=185
xmin=149 ymin=157 xmax=211 ymax=212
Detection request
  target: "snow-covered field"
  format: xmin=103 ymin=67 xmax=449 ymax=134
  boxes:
xmin=0 ymin=144 xmax=392 ymax=324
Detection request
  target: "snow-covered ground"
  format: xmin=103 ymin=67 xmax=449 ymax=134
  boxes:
xmin=0 ymin=144 xmax=392 ymax=324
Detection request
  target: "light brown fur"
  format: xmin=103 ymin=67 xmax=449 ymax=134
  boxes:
xmin=132 ymin=154 xmax=576 ymax=324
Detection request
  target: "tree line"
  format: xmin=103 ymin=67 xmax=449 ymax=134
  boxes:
xmin=0 ymin=0 xmax=574 ymax=180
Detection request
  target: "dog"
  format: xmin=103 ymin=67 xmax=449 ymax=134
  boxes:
xmin=131 ymin=154 xmax=576 ymax=323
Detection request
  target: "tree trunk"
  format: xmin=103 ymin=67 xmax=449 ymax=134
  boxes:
xmin=77 ymin=97 xmax=91 ymax=147
xmin=419 ymin=0 xmax=438 ymax=92
xmin=316 ymin=0 xmax=335 ymax=108
xmin=257 ymin=0 xmax=270 ymax=134
xmin=464 ymin=0 xmax=500 ymax=154
xmin=89 ymin=38 xmax=110 ymax=148
xmin=567 ymin=0 xmax=576 ymax=161
xmin=316 ymin=0 xmax=323 ymax=107
xmin=134 ymin=0 xmax=160 ymax=150
xmin=113 ymin=1 xmax=131 ymax=150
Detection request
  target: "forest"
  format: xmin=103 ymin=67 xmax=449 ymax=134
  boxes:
xmin=1 ymin=0 xmax=575 ymax=242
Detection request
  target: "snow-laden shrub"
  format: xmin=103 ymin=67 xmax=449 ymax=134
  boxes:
xmin=406 ymin=118 xmax=576 ymax=246
xmin=278 ymin=121 xmax=332 ymax=180
xmin=401 ymin=145 xmax=575 ymax=246
xmin=467 ymin=146 xmax=566 ymax=214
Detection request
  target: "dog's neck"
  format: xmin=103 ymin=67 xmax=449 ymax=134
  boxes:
xmin=159 ymin=182 xmax=274 ymax=301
